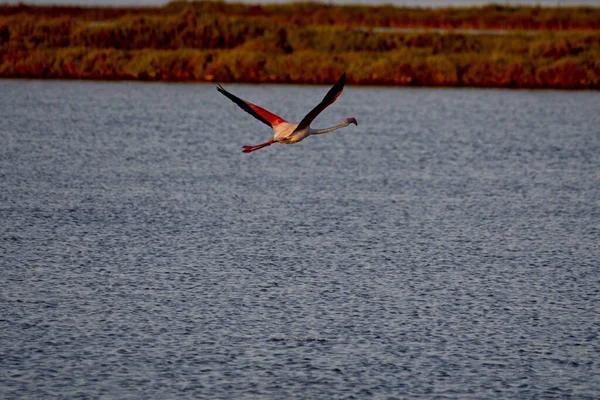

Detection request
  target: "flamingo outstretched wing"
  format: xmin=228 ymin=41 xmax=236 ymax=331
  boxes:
xmin=217 ymin=85 xmax=286 ymax=128
xmin=294 ymin=73 xmax=346 ymax=132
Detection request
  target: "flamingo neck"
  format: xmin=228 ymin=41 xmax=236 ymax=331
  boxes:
xmin=311 ymin=121 xmax=350 ymax=135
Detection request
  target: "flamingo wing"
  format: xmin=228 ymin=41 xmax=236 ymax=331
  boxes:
xmin=294 ymin=73 xmax=346 ymax=132
xmin=217 ymin=85 xmax=286 ymax=128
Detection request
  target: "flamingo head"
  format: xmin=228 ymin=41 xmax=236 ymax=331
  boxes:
xmin=346 ymin=117 xmax=358 ymax=126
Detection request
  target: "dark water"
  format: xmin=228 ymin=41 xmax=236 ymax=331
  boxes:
xmin=1 ymin=80 xmax=599 ymax=399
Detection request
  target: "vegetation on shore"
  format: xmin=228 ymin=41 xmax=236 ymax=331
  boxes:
xmin=1 ymin=1 xmax=599 ymax=88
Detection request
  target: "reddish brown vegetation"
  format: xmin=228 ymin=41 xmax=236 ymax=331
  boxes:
xmin=1 ymin=1 xmax=599 ymax=89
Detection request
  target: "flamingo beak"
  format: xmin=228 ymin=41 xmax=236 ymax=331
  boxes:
xmin=348 ymin=118 xmax=358 ymax=126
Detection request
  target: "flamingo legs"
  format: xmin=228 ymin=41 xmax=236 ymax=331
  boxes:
xmin=242 ymin=139 xmax=276 ymax=153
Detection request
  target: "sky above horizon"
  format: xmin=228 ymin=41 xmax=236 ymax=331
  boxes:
xmin=3 ymin=0 xmax=600 ymax=6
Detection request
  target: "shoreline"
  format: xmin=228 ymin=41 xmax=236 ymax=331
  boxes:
xmin=3 ymin=76 xmax=598 ymax=91
xmin=2 ymin=47 xmax=597 ymax=90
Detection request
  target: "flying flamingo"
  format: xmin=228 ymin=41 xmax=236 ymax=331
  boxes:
xmin=217 ymin=73 xmax=358 ymax=153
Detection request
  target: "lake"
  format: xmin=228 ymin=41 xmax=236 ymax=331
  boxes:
xmin=1 ymin=79 xmax=599 ymax=399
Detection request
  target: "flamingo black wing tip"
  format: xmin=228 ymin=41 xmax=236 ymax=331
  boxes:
xmin=332 ymin=72 xmax=346 ymax=91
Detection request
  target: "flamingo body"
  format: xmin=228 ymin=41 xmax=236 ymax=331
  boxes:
xmin=217 ymin=73 xmax=357 ymax=153
xmin=275 ymin=123 xmax=306 ymax=144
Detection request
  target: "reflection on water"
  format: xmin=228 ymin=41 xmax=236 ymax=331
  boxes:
xmin=1 ymin=80 xmax=599 ymax=399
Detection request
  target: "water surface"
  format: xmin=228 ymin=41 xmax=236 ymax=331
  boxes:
xmin=1 ymin=80 xmax=599 ymax=399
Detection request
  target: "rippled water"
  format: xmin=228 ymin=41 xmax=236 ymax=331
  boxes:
xmin=1 ymin=80 xmax=599 ymax=399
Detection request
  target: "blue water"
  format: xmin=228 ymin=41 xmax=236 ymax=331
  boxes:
xmin=1 ymin=80 xmax=599 ymax=399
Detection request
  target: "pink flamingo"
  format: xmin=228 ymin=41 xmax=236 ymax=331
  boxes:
xmin=217 ymin=73 xmax=358 ymax=153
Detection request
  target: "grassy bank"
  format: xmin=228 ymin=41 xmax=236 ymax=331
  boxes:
xmin=3 ymin=1 xmax=600 ymax=31
xmin=1 ymin=1 xmax=599 ymax=88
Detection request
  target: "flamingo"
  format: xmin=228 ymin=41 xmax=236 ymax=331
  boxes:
xmin=217 ymin=73 xmax=358 ymax=153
